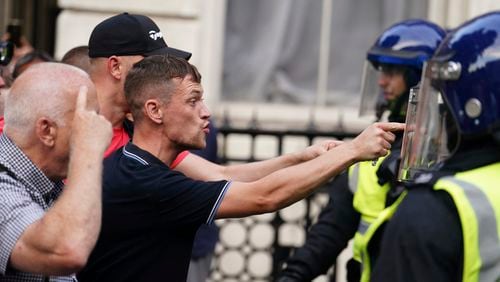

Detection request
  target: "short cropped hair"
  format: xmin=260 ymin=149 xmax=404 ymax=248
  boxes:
xmin=124 ymin=54 xmax=201 ymax=122
xmin=5 ymin=62 xmax=90 ymax=136
xmin=12 ymin=50 xmax=54 ymax=79
xmin=61 ymin=45 xmax=91 ymax=74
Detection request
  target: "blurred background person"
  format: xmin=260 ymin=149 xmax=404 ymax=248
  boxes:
xmin=0 ymin=40 xmax=14 ymax=134
xmin=61 ymin=45 xmax=91 ymax=73
xmin=11 ymin=49 xmax=54 ymax=79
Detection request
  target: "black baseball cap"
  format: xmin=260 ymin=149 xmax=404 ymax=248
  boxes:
xmin=88 ymin=12 xmax=192 ymax=60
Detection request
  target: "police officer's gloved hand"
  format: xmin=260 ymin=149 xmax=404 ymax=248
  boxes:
xmin=346 ymin=258 xmax=361 ymax=282
xmin=376 ymin=149 xmax=401 ymax=187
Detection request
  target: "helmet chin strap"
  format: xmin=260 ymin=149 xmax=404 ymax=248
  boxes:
xmin=387 ymin=91 xmax=409 ymax=123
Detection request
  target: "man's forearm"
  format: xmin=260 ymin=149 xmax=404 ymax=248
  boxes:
xmin=178 ymin=151 xmax=308 ymax=182
xmin=178 ymin=140 xmax=338 ymax=182
xmin=221 ymin=140 xmax=341 ymax=182
xmin=218 ymin=143 xmax=359 ymax=218
xmin=222 ymin=152 xmax=305 ymax=181
xmin=9 ymin=148 xmax=104 ymax=275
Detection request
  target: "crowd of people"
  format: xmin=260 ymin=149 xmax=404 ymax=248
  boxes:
xmin=0 ymin=8 xmax=499 ymax=282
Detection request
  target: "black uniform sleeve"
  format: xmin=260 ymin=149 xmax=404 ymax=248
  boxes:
xmin=277 ymin=171 xmax=361 ymax=281
xmin=371 ymin=187 xmax=463 ymax=282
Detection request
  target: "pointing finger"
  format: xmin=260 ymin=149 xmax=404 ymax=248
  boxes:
xmin=76 ymin=85 xmax=88 ymax=111
xmin=377 ymin=122 xmax=405 ymax=132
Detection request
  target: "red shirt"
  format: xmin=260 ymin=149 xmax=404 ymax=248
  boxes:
xmin=0 ymin=117 xmax=4 ymax=135
xmin=104 ymin=127 xmax=130 ymax=158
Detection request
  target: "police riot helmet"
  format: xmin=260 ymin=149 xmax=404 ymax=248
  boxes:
xmin=359 ymin=19 xmax=446 ymax=121
xmin=399 ymin=12 xmax=500 ymax=181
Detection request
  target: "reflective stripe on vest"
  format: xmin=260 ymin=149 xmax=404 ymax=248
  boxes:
xmin=435 ymin=162 xmax=500 ymax=282
xmin=358 ymin=191 xmax=407 ymax=282
xmin=350 ymin=156 xmax=390 ymax=262
xmin=349 ymin=163 xmax=360 ymax=194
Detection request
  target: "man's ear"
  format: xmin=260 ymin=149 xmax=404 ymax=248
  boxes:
xmin=35 ymin=117 xmax=57 ymax=147
xmin=144 ymin=99 xmax=163 ymax=124
xmin=107 ymin=56 xmax=122 ymax=80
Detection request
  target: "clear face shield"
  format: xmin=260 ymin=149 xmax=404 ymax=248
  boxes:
xmin=398 ymin=61 xmax=461 ymax=182
xmin=359 ymin=61 xmax=383 ymax=118
xmin=359 ymin=61 xmax=407 ymax=120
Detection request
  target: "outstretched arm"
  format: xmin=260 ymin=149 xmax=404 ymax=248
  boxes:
xmin=217 ymin=122 xmax=404 ymax=218
xmin=176 ymin=139 xmax=343 ymax=182
xmin=9 ymin=88 xmax=112 ymax=275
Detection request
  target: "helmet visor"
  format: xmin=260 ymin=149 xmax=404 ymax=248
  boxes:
xmin=398 ymin=85 xmax=421 ymax=181
xmin=398 ymin=61 xmax=456 ymax=181
xmin=359 ymin=61 xmax=408 ymax=119
xmin=359 ymin=61 xmax=384 ymax=118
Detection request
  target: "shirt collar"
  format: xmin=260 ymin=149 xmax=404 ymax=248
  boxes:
xmin=123 ymin=142 xmax=170 ymax=168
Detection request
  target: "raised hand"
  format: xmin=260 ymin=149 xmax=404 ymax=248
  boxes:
xmin=348 ymin=122 xmax=404 ymax=161
xmin=70 ymin=86 xmax=112 ymax=155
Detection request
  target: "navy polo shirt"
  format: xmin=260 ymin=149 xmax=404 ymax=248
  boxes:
xmin=78 ymin=142 xmax=230 ymax=282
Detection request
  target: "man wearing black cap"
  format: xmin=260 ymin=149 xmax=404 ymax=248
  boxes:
xmin=88 ymin=13 xmax=191 ymax=60
xmin=87 ymin=12 xmax=191 ymax=158
xmin=87 ymin=12 xmax=335 ymax=180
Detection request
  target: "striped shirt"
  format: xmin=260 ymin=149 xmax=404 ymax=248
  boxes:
xmin=0 ymin=134 xmax=75 ymax=282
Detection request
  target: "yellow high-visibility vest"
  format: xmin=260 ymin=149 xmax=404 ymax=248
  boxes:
xmin=357 ymin=191 xmax=406 ymax=282
xmin=349 ymin=156 xmax=390 ymax=262
xmin=358 ymin=162 xmax=500 ymax=282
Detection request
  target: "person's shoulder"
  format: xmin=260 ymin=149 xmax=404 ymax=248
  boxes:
xmin=0 ymin=162 xmax=24 ymax=190
xmin=391 ymin=183 xmax=457 ymax=234
xmin=103 ymin=147 xmax=125 ymax=174
xmin=0 ymin=165 xmax=38 ymax=217
xmin=0 ymin=173 xmax=23 ymax=199
xmin=103 ymin=147 xmax=183 ymax=191
xmin=403 ymin=170 xmax=458 ymax=210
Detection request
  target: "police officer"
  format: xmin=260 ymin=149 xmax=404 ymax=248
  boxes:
xmin=277 ymin=19 xmax=446 ymax=282
xmin=370 ymin=11 xmax=500 ymax=281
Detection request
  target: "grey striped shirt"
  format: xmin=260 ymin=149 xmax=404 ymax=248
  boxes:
xmin=0 ymin=134 xmax=75 ymax=282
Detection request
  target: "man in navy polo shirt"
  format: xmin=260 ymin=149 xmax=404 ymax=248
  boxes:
xmin=77 ymin=55 xmax=404 ymax=282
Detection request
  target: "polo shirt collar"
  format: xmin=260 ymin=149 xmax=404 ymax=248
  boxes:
xmin=123 ymin=142 xmax=170 ymax=168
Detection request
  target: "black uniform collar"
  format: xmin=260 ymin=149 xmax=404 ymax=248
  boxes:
xmin=409 ymin=145 xmax=500 ymax=187
xmin=442 ymin=145 xmax=500 ymax=172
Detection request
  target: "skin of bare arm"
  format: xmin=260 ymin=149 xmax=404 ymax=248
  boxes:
xmin=216 ymin=122 xmax=404 ymax=218
xmin=176 ymin=140 xmax=344 ymax=182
